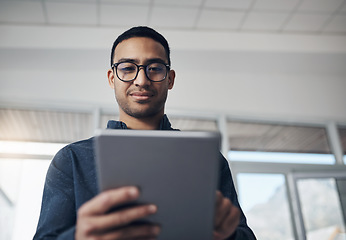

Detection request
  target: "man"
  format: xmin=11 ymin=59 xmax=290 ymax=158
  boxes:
xmin=34 ymin=26 xmax=256 ymax=240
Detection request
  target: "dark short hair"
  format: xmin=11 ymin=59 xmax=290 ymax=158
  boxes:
xmin=110 ymin=26 xmax=171 ymax=67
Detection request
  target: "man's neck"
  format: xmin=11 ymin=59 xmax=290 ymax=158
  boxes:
xmin=118 ymin=111 xmax=164 ymax=130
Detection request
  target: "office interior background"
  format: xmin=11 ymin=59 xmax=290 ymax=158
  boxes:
xmin=0 ymin=0 xmax=346 ymax=239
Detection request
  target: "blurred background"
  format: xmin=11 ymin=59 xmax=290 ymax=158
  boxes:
xmin=0 ymin=0 xmax=346 ymax=239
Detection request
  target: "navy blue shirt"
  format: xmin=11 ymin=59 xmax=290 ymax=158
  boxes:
xmin=34 ymin=115 xmax=256 ymax=239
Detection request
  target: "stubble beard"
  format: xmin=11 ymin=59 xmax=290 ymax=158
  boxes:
xmin=115 ymin=91 xmax=168 ymax=119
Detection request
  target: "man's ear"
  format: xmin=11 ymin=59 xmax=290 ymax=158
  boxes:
xmin=168 ymin=69 xmax=175 ymax=90
xmin=107 ymin=69 xmax=115 ymax=89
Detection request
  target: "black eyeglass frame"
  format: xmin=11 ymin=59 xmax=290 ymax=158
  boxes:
xmin=111 ymin=62 xmax=171 ymax=82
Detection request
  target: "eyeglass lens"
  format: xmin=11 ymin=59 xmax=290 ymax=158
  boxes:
xmin=116 ymin=62 xmax=167 ymax=82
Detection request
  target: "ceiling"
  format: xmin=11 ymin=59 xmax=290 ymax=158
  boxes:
xmin=0 ymin=0 xmax=345 ymax=35
xmin=0 ymin=0 xmax=346 ymax=156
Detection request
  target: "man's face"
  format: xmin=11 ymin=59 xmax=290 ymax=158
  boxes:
xmin=108 ymin=37 xmax=175 ymax=119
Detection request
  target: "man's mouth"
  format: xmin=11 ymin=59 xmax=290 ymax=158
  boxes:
xmin=129 ymin=91 xmax=154 ymax=101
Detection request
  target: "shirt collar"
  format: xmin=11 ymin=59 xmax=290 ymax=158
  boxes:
xmin=106 ymin=114 xmax=176 ymax=131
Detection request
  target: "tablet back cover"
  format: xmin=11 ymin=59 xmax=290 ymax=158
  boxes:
xmin=94 ymin=130 xmax=221 ymax=240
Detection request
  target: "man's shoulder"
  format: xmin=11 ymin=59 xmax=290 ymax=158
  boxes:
xmin=54 ymin=137 xmax=95 ymax=160
xmin=68 ymin=137 xmax=94 ymax=149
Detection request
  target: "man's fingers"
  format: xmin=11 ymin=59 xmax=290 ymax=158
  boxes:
xmin=77 ymin=203 xmax=158 ymax=236
xmin=78 ymin=187 xmax=139 ymax=216
xmin=75 ymin=187 xmax=160 ymax=239
xmin=213 ymin=191 xmax=241 ymax=240
xmin=214 ymin=191 xmax=231 ymax=229
xmin=217 ymin=205 xmax=240 ymax=237
xmin=95 ymin=204 xmax=158 ymax=230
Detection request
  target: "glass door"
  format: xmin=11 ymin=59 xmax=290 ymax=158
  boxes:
xmin=289 ymin=171 xmax=346 ymax=240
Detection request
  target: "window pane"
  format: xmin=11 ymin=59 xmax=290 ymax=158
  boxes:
xmin=237 ymin=173 xmax=293 ymax=240
xmin=297 ymin=178 xmax=345 ymax=240
xmin=338 ymin=126 xmax=346 ymax=164
xmin=0 ymin=108 xmax=93 ymax=143
xmin=169 ymin=117 xmax=218 ymax=131
xmin=227 ymin=121 xmax=331 ymax=153
xmin=228 ymin=151 xmax=335 ymax=164
xmin=227 ymin=121 xmax=333 ymax=164
xmin=0 ymin=159 xmax=19 ymax=240
xmin=0 ymin=159 xmax=50 ymax=240
xmin=0 ymin=141 xmax=65 ymax=156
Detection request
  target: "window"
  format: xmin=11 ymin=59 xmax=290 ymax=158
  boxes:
xmin=297 ymin=178 xmax=345 ymax=240
xmin=0 ymin=108 xmax=93 ymax=143
xmin=338 ymin=126 xmax=346 ymax=164
xmin=237 ymin=173 xmax=293 ymax=240
xmin=0 ymin=140 xmax=63 ymax=239
xmin=1 ymin=106 xmax=345 ymax=240
xmin=227 ymin=120 xmax=346 ymax=240
xmin=227 ymin=121 xmax=334 ymax=164
xmin=0 ymin=159 xmax=51 ymax=240
xmin=0 ymin=108 xmax=94 ymax=238
xmin=169 ymin=117 xmax=218 ymax=131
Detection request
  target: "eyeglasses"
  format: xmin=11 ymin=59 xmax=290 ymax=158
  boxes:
xmin=112 ymin=62 xmax=170 ymax=82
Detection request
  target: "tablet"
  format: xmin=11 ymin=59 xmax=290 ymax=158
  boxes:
xmin=94 ymin=129 xmax=221 ymax=240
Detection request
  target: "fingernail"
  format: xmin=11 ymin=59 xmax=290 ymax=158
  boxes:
xmin=128 ymin=187 xmax=138 ymax=197
xmin=148 ymin=204 xmax=157 ymax=213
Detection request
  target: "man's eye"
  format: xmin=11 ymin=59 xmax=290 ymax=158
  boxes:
xmin=149 ymin=67 xmax=161 ymax=72
xmin=121 ymin=67 xmax=135 ymax=71
xmin=148 ymin=65 xmax=164 ymax=73
xmin=119 ymin=64 xmax=136 ymax=72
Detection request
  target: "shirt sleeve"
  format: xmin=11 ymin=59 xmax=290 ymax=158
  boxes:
xmin=218 ymin=154 xmax=257 ymax=240
xmin=33 ymin=146 xmax=77 ymax=239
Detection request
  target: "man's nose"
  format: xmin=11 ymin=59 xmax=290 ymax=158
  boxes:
xmin=133 ymin=67 xmax=150 ymax=86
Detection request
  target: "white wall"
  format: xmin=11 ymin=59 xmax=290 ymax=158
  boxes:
xmin=1 ymin=25 xmax=346 ymax=123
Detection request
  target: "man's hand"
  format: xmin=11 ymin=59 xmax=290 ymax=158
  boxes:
xmin=75 ymin=186 xmax=160 ymax=240
xmin=213 ymin=191 xmax=241 ymax=240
